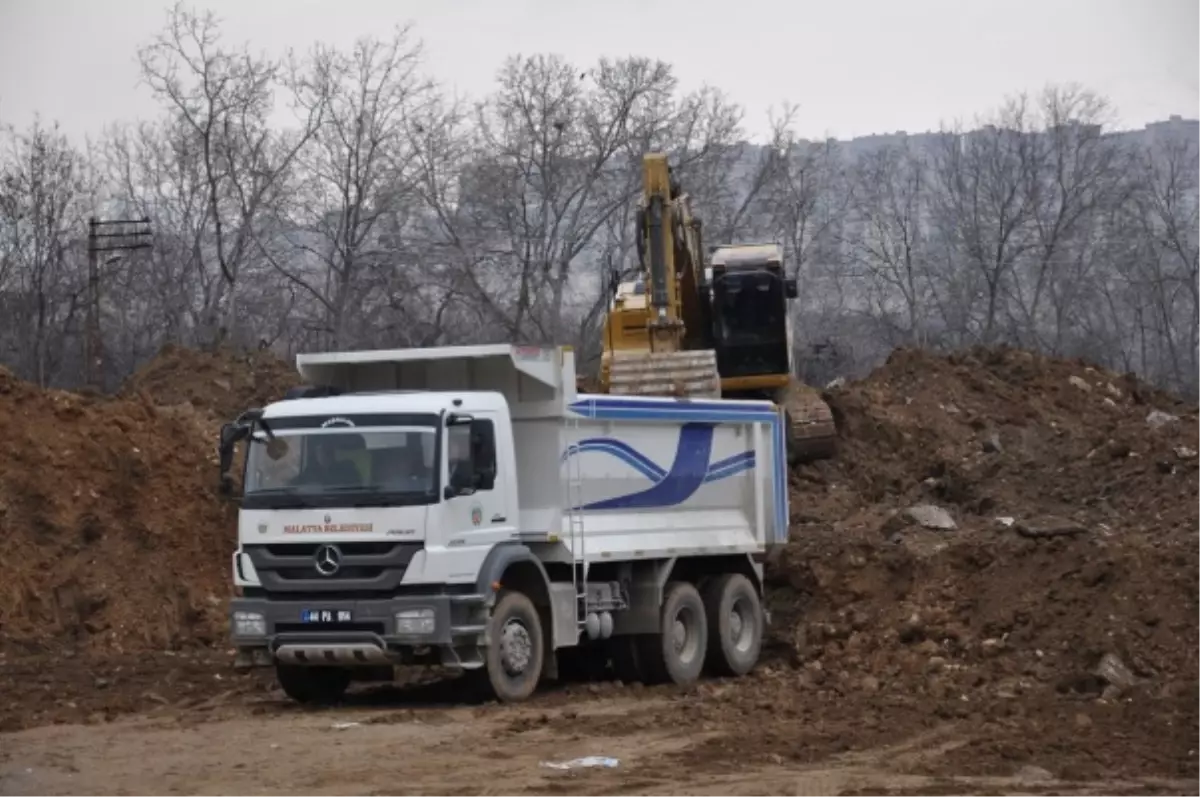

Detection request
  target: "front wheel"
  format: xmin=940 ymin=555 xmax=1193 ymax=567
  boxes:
xmin=484 ymin=590 xmax=545 ymax=703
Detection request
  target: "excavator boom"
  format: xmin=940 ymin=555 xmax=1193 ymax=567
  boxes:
xmin=603 ymin=154 xmax=720 ymax=399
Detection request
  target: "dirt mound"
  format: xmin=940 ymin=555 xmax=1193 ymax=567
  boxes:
xmin=120 ymin=344 xmax=298 ymax=424
xmin=0 ymin=342 xmax=301 ymax=655
xmin=759 ymin=345 xmax=1199 ymax=779
xmin=747 ymin=538 xmax=1199 ymax=781
xmin=0 ymin=366 xmax=241 ymax=653
xmin=804 ymin=345 xmax=1197 ymax=531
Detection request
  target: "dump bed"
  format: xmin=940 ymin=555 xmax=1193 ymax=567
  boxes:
xmin=548 ymin=393 xmax=788 ymax=554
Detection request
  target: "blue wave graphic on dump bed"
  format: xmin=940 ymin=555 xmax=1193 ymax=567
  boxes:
xmin=561 ymin=423 xmax=756 ymax=509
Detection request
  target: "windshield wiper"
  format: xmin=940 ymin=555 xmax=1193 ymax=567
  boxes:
xmin=320 ymin=484 xmax=386 ymax=493
xmin=245 ymin=487 xmax=316 ymax=508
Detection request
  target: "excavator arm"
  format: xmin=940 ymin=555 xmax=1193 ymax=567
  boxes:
xmin=603 ymin=153 xmax=720 ymax=398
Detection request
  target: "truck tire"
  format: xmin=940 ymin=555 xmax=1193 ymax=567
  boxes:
xmin=484 ymin=589 xmax=544 ymax=703
xmin=275 ymin=664 xmax=351 ymax=705
xmin=702 ymin=573 xmax=763 ymax=676
xmin=641 ymin=581 xmax=707 ymax=686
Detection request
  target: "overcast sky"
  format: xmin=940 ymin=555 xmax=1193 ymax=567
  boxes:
xmin=1 ymin=0 xmax=1196 ymax=143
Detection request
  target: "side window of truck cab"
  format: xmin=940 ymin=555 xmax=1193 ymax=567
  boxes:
xmin=470 ymin=419 xmax=497 ymax=491
xmin=447 ymin=419 xmax=497 ymax=492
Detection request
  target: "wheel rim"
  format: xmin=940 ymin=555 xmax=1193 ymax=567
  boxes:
xmin=500 ymin=619 xmax=532 ymax=676
xmin=728 ymin=596 xmax=755 ymax=654
xmin=671 ymin=606 xmax=700 ymax=664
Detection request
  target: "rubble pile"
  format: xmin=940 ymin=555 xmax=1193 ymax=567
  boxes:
xmin=757 ymin=345 xmax=1198 ymax=778
xmin=0 ymin=347 xmax=298 ymax=654
xmin=120 ymin=344 xmax=299 ymax=424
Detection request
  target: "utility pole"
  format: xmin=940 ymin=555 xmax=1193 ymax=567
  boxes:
xmin=86 ymin=216 xmax=151 ymax=390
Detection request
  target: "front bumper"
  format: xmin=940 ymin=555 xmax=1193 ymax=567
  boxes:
xmin=230 ymin=592 xmax=489 ymax=667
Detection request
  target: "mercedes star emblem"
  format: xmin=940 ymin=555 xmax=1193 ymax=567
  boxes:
xmin=314 ymin=544 xmax=341 ymax=577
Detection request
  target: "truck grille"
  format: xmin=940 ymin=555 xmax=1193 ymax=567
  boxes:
xmin=243 ymin=541 xmax=423 ymax=594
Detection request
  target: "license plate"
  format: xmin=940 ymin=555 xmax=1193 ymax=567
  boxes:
xmin=301 ymin=609 xmax=353 ymax=624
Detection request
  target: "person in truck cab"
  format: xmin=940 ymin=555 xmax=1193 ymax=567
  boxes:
xmin=295 ymin=434 xmax=365 ymax=487
xmin=375 ymin=436 xmax=433 ymax=492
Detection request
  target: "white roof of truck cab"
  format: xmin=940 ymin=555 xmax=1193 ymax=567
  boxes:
xmin=262 ymin=391 xmax=508 ymax=420
xmin=294 ymin=344 xmax=576 ymax=420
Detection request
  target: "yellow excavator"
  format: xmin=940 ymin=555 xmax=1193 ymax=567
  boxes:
xmin=598 ymin=153 xmax=837 ymax=465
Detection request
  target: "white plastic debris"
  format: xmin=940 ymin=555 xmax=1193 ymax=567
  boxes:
xmin=330 ymin=721 xmax=361 ymax=730
xmin=540 ymin=756 xmax=620 ymax=770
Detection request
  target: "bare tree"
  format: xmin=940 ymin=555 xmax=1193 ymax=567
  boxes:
xmin=416 ymin=55 xmax=681 ymax=342
xmin=1125 ymin=134 xmax=1199 ymax=394
xmin=137 ymin=2 xmax=323 ymax=345
xmin=0 ymin=119 xmax=92 ymax=385
xmin=101 ymin=117 xmax=215 ymax=347
xmin=252 ymin=25 xmax=436 ymax=350
xmin=761 ymin=111 xmax=849 ymax=290
xmin=928 ymin=96 xmax=1040 ymax=344
xmin=846 ymin=140 xmax=930 ymax=345
xmin=1004 ymin=86 xmax=1132 ymax=352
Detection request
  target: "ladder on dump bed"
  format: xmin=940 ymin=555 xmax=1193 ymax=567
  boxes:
xmin=564 ymin=416 xmax=588 ymax=626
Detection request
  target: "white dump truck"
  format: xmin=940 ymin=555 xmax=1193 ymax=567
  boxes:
xmin=218 ymin=344 xmax=789 ymax=704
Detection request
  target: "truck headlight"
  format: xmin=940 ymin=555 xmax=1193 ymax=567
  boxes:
xmin=395 ymin=608 xmax=435 ymax=635
xmin=233 ymin=611 xmax=266 ymax=637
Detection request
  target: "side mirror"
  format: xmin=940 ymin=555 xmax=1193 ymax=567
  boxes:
xmin=474 ymin=466 xmax=496 ymax=491
xmin=218 ymin=419 xmax=255 ymax=498
xmin=219 ymin=422 xmax=247 ymax=449
xmin=784 ymin=278 xmax=799 ymax=299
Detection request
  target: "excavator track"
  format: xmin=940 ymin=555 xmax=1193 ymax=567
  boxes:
xmin=606 ymin=350 xmax=722 ymax=398
xmin=777 ymin=379 xmax=838 ymax=465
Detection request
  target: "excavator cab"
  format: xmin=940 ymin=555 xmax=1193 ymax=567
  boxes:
xmin=706 ymin=244 xmax=797 ymax=383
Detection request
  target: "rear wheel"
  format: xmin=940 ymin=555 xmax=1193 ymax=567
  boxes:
xmin=640 ymin=581 xmax=708 ymax=686
xmin=275 ymin=664 xmax=351 ymax=705
xmin=702 ymin=573 xmax=764 ymax=676
xmin=484 ymin=590 xmax=545 ymax=703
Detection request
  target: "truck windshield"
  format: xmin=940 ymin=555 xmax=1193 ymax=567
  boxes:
xmin=243 ymin=421 xmax=439 ymax=509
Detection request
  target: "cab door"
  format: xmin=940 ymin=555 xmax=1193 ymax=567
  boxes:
xmin=442 ymin=409 xmax=514 ymax=552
